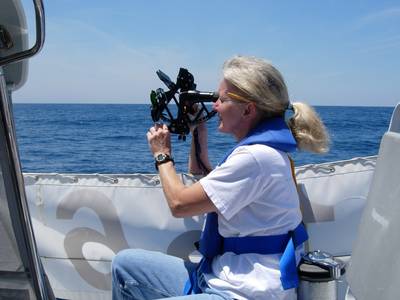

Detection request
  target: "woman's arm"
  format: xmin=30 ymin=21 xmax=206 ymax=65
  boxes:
xmin=157 ymin=162 xmax=217 ymax=217
xmin=188 ymin=122 xmax=212 ymax=175
xmin=147 ymin=124 xmax=217 ymax=218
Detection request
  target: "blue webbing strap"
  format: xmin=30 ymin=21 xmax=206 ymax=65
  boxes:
xmin=183 ymin=213 xmax=220 ymax=294
xmin=222 ymin=223 xmax=307 ymax=255
xmin=183 ymin=266 xmax=198 ymax=295
xmin=223 ymin=222 xmax=308 ymax=289
xmin=279 ymin=224 xmax=308 ymax=289
xmin=198 ymin=212 xmax=222 ymax=259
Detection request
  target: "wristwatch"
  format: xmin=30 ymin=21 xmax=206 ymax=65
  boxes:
xmin=154 ymin=153 xmax=174 ymax=170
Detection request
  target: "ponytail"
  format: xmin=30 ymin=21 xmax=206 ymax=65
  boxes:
xmin=287 ymin=102 xmax=330 ymax=153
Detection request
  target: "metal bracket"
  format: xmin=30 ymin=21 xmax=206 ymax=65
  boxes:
xmin=302 ymin=250 xmax=343 ymax=280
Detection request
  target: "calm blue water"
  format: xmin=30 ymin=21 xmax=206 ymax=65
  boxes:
xmin=13 ymin=104 xmax=394 ymax=174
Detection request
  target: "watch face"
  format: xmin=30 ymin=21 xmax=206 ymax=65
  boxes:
xmin=155 ymin=153 xmax=168 ymax=162
xmin=154 ymin=153 xmax=174 ymax=170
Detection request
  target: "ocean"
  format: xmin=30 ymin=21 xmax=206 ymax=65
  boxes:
xmin=13 ymin=104 xmax=394 ymax=174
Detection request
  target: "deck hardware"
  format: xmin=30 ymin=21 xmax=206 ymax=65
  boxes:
xmin=301 ymin=250 xmax=343 ymax=280
xmin=298 ymin=250 xmax=346 ymax=300
xmin=98 ymin=174 xmax=119 ymax=184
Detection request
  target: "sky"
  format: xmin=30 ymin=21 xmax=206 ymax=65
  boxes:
xmin=13 ymin=0 xmax=400 ymax=106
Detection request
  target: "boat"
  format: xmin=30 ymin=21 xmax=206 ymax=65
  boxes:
xmin=1 ymin=1 xmax=399 ymax=299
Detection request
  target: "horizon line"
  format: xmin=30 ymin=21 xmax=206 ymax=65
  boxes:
xmin=12 ymin=102 xmax=396 ymax=108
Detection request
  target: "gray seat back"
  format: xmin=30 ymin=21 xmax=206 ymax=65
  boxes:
xmin=346 ymin=103 xmax=400 ymax=299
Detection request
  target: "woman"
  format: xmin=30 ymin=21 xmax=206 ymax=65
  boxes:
xmin=112 ymin=55 xmax=329 ymax=300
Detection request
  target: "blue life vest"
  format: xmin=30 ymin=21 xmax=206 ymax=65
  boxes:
xmin=184 ymin=117 xmax=308 ymax=294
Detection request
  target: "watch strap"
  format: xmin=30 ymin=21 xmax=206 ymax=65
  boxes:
xmin=154 ymin=154 xmax=174 ymax=170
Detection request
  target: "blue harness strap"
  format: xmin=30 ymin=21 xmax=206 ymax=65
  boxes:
xmin=184 ymin=118 xmax=307 ymax=294
xmin=183 ymin=212 xmax=220 ymax=294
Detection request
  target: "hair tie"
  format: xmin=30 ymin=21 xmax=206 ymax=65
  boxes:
xmin=286 ymin=102 xmax=294 ymax=111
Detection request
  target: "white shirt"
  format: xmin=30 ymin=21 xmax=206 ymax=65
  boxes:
xmin=199 ymin=144 xmax=302 ymax=300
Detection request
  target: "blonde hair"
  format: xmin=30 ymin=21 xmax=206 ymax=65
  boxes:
xmin=288 ymin=102 xmax=330 ymax=153
xmin=223 ymin=55 xmax=329 ymax=153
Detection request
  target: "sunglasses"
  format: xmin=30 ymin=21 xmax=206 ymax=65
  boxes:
xmin=220 ymin=92 xmax=252 ymax=104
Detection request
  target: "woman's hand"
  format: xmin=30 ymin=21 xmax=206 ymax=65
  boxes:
xmin=146 ymin=123 xmax=215 ymax=217
xmin=147 ymin=124 xmax=171 ymax=156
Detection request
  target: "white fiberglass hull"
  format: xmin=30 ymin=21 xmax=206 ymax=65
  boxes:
xmin=23 ymin=156 xmax=376 ymax=300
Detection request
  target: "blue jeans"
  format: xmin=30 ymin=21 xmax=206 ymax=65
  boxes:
xmin=112 ymin=249 xmax=232 ymax=300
